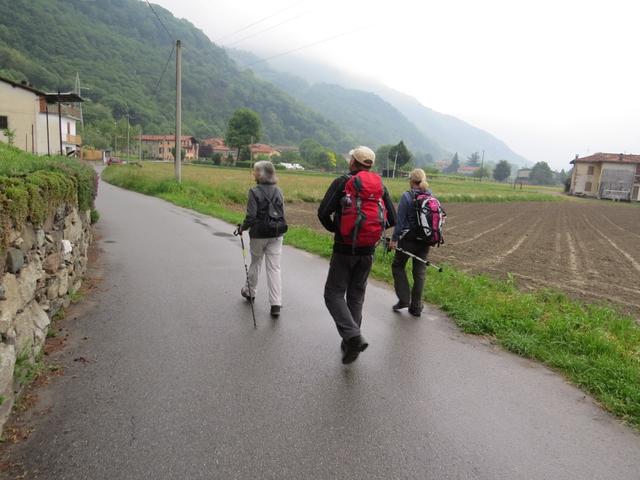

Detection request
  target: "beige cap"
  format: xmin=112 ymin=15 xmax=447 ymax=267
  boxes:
xmin=349 ymin=146 xmax=375 ymax=166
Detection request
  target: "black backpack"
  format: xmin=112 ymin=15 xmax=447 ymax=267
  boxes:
xmin=257 ymin=186 xmax=288 ymax=237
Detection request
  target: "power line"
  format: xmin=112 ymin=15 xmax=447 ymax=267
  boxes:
xmin=145 ymin=0 xmax=174 ymax=42
xmin=153 ymin=44 xmax=176 ymax=96
xmin=225 ymin=12 xmax=307 ymax=48
xmin=216 ymin=0 xmax=305 ymax=44
xmin=246 ymin=27 xmax=363 ymax=67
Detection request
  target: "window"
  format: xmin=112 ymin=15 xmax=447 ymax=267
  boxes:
xmin=585 ymin=181 xmax=592 ymax=192
xmin=67 ymin=123 xmax=71 ymax=134
xmin=0 ymin=116 xmax=7 ymax=129
xmin=587 ymin=165 xmax=594 ymax=175
xmin=159 ymin=147 xmax=163 ymax=153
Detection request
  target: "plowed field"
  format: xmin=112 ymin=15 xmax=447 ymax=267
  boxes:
xmin=284 ymin=200 xmax=640 ymax=318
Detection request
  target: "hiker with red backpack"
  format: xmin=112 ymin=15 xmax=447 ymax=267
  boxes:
xmin=317 ymin=146 xmax=396 ymax=364
xmin=388 ymin=168 xmax=445 ymax=317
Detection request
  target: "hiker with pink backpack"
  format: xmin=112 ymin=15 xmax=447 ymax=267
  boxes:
xmin=388 ymin=168 xmax=445 ymax=317
xmin=317 ymin=146 xmax=396 ymax=364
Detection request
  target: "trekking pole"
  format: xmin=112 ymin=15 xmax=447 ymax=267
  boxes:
xmin=382 ymin=237 xmax=443 ymax=272
xmin=234 ymin=224 xmax=257 ymax=329
xmin=396 ymin=247 xmax=443 ymax=272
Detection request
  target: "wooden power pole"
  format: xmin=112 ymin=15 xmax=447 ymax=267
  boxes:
xmin=175 ymin=39 xmax=182 ymax=183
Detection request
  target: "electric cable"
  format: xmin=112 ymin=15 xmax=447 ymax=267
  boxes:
xmin=216 ymin=0 xmax=305 ymax=43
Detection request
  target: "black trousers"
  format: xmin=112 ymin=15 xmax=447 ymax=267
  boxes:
xmin=392 ymin=238 xmax=429 ymax=311
xmin=323 ymin=253 xmax=373 ymax=340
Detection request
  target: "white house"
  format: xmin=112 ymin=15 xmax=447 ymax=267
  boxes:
xmin=0 ymin=76 xmax=83 ymax=156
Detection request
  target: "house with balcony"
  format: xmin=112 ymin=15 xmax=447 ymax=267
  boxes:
xmin=139 ymin=134 xmax=199 ymax=161
xmin=0 ymin=76 xmax=83 ymax=156
xmin=570 ymin=153 xmax=640 ymax=201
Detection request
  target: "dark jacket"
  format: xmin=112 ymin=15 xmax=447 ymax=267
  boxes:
xmin=392 ymin=188 xmax=433 ymax=241
xmin=241 ymin=183 xmax=286 ymax=238
xmin=317 ymin=170 xmax=396 ymax=255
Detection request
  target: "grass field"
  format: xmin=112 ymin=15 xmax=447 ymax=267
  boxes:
xmin=109 ymin=163 xmax=564 ymax=204
xmin=102 ymin=163 xmax=640 ymax=429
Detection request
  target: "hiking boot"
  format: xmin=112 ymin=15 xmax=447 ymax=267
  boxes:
xmin=270 ymin=305 xmax=281 ymax=318
xmin=342 ymin=335 xmax=369 ymax=365
xmin=408 ymin=307 xmax=422 ymax=317
xmin=240 ymin=288 xmax=254 ymax=302
xmin=392 ymin=302 xmax=409 ymax=312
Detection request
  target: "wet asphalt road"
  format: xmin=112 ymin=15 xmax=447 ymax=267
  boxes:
xmin=8 ymin=179 xmax=640 ymax=479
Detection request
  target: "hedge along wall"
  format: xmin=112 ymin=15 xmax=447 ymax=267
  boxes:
xmin=0 ymin=143 xmax=98 ymax=431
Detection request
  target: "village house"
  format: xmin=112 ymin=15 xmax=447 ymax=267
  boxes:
xmin=250 ymin=143 xmax=280 ymax=158
xmin=515 ymin=168 xmax=531 ymax=184
xmin=570 ymin=153 xmax=640 ymax=201
xmin=0 ymin=76 xmax=83 ymax=156
xmin=200 ymin=137 xmax=234 ymax=159
xmin=200 ymin=138 xmax=284 ymax=161
xmin=139 ymin=134 xmax=199 ymax=161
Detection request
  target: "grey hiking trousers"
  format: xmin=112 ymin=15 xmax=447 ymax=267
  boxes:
xmin=244 ymin=236 xmax=283 ymax=306
xmin=323 ymin=253 xmax=373 ymax=341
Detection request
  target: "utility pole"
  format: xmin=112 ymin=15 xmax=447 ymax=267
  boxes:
xmin=139 ymin=128 xmax=143 ymax=162
xmin=480 ymin=149 xmax=485 ymax=182
xmin=127 ymin=113 xmax=130 ymax=160
xmin=175 ymin=39 xmax=182 ymax=183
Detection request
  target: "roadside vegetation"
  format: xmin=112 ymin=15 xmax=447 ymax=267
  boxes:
xmin=102 ymin=163 xmax=640 ymax=428
xmin=107 ymin=163 xmax=563 ymax=204
xmin=0 ymin=143 xmax=98 ymax=253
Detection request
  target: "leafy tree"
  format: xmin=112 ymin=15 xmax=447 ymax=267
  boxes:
xmin=2 ymin=128 xmax=16 ymax=146
xmin=212 ymin=153 xmax=223 ymax=165
xmin=299 ymin=138 xmax=336 ymax=170
xmin=467 ymin=151 xmax=481 ymax=166
xmin=388 ymin=140 xmax=413 ymax=169
xmin=472 ymin=166 xmax=491 ymax=179
xmin=493 ymin=160 xmax=512 ymax=182
xmin=278 ymin=150 xmax=303 ymax=164
xmin=443 ymin=153 xmax=460 ymax=174
xmin=225 ymin=109 xmax=261 ymax=164
xmin=529 ymin=161 xmax=555 ymax=185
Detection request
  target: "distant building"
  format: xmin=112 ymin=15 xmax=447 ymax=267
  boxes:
xmin=570 ymin=153 xmax=640 ymax=201
xmin=250 ymin=143 xmax=280 ymax=158
xmin=139 ymin=134 xmax=199 ymax=161
xmin=200 ymin=137 xmax=234 ymax=159
xmin=515 ymin=168 xmax=531 ymax=184
xmin=0 ymin=76 xmax=83 ymax=156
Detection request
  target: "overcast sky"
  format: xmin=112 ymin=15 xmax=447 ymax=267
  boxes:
xmin=152 ymin=0 xmax=639 ymax=170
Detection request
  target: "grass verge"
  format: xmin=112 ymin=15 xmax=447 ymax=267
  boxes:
xmin=102 ymin=165 xmax=640 ymax=429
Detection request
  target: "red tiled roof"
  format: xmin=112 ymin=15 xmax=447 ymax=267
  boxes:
xmin=200 ymin=137 xmax=227 ymax=147
xmin=571 ymin=153 xmax=640 ymax=165
xmin=250 ymin=143 xmax=278 ymax=154
xmin=139 ymin=134 xmax=197 ymax=142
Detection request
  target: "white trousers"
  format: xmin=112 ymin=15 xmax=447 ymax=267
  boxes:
xmin=245 ymin=236 xmax=283 ymax=306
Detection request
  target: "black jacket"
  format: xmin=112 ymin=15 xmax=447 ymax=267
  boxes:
xmin=317 ymin=171 xmax=396 ymax=255
xmin=241 ymin=183 xmax=286 ymax=238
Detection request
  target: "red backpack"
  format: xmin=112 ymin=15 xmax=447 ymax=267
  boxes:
xmin=339 ymin=171 xmax=387 ymax=248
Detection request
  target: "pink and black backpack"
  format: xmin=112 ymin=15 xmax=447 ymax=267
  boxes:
xmin=411 ymin=191 xmax=446 ymax=247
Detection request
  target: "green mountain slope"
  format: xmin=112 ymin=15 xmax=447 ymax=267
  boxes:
xmin=261 ymin=54 xmax=528 ymax=166
xmin=229 ymin=49 xmax=447 ymax=159
xmin=0 ymin=0 xmax=354 ymax=150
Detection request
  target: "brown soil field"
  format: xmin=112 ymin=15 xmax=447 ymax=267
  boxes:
xmin=283 ymin=200 xmax=640 ymax=319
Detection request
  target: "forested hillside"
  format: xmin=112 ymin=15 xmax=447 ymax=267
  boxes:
xmin=0 ymin=0 xmax=354 ymax=150
xmin=260 ymin=54 xmax=529 ymax=166
xmin=229 ymin=49 xmax=447 ymax=159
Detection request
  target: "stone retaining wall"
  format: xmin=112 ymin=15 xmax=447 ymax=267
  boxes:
xmin=0 ymin=204 xmax=92 ymax=429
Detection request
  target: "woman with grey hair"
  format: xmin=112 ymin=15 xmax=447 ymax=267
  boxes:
xmin=237 ymin=161 xmax=288 ymax=317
